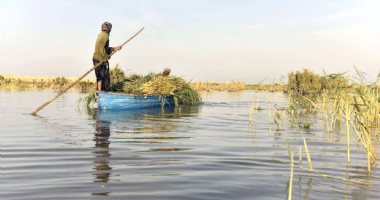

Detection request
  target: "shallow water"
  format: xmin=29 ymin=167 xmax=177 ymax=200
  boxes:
xmin=1 ymin=90 xmax=379 ymax=200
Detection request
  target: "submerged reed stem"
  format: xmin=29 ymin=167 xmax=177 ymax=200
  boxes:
xmin=303 ymin=137 xmax=313 ymax=171
xmin=288 ymin=151 xmax=294 ymax=200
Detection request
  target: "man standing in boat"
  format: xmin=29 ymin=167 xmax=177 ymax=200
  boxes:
xmin=93 ymin=22 xmax=122 ymax=91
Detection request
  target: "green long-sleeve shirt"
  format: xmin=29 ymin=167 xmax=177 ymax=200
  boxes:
xmin=93 ymin=31 xmax=112 ymax=63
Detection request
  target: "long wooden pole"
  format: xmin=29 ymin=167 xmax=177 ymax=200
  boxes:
xmin=31 ymin=27 xmax=145 ymax=115
xmin=111 ymin=27 xmax=145 ymax=56
xmin=121 ymin=27 xmax=145 ymax=47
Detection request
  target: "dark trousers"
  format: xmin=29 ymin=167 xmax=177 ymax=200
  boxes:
xmin=93 ymin=59 xmax=110 ymax=91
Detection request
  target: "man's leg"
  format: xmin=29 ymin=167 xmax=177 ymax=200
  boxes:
xmin=103 ymin=62 xmax=111 ymax=91
xmin=97 ymin=81 xmax=102 ymax=91
xmin=94 ymin=59 xmax=104 ymax=91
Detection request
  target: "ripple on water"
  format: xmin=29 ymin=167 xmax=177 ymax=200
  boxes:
xmin=1 ymin=91 xmax=379 ymax=200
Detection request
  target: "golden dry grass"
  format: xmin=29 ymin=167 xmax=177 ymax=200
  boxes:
xmin=1 ymin=74 xmax=94 ymax=82
xmin=0 ymin=74 xmax=95 ymax=92
xmin=247 ymin=83 xmax=286 ymax=92
xmin=191 ymin=80 xmax=247 ymax=92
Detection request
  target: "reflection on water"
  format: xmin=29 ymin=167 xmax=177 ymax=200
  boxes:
xmin=93 ymin=119 xmax=111 ymax=181
xmin=92 ymin=115 xmax=111 ymax=196
xmin=90 ymin=106 xmax=201 ymax=197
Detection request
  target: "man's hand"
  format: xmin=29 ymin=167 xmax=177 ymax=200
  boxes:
xmin=110 ymin=45 xmax=123 ymax=56
xmin=114 ymin=45 xmax=122 ymax=52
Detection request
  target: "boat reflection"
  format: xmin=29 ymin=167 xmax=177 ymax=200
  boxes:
xmin=96 ymin=106 xmax=200 ymax=121
xmin=89 ymin=105 xmax=201 ymax=196
xmin=97 ymin=106 xmax=201 ymax=134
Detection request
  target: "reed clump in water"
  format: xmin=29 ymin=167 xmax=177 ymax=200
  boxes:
xmin=286 ymin=69 xmax=349 ymax=95
xmin=284 ymin=69 xmax=380 ymax=170
xmin=78 ymin=91 xmax=97 ymax=108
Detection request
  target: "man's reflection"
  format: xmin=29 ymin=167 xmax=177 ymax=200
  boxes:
xmin=93 ymin=118 xmax=112 ymax=183
xmin=91 ymin=110 xmax=112 ymax=197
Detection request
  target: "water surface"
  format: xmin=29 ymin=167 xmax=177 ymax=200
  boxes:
xmin=1 ymin=91 xmax=379 ymax=199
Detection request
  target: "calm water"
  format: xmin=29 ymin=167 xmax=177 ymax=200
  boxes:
xmin=1 ymin=90 xmax=379 ymax=200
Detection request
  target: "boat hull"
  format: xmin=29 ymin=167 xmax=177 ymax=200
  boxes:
xmin=97 ymin=92 xmax=175 ymax=110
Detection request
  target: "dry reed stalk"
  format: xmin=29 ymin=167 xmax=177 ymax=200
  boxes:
xmin=345 ymin=101 xmax=351 ymax=163
xmin=299 ymin=165 xmax=369 ymax=185
xmin=349 ymin=120 xmax=376 ymax=171
xmin=288 ymin=151 xmax=294 ymax=200
xmin=368 ymin=152 xmax=371 ymax=172
xmin=303 ymin=137 xmax=313 ymax=171
xmin=298 ymin=136 xmax=368 ymax=185
xmin=290 ymin=142 xmax=368 ymax=186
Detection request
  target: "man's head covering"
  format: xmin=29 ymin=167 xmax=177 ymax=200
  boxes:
xmin=101 ymin=22 xmax=112 ymax=33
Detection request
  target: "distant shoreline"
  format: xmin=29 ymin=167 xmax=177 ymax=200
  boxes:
xmin=0 ymin=74 xmax=95 ymax=92
xmin=0 ymin=74 xmax=95 ymax=82
xmin=0 ymin=74 xmax=286 ymax=92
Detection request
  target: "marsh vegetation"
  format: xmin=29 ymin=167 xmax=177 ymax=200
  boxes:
xmin=284 ymin=69 xmax=379 ymax=169
xmin=0 ymin=74 xmax=95 ymax=92
xmin=245 ymin=69 xmax=380 ymax=199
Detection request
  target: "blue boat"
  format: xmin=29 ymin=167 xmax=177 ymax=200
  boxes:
xmin=97 ymin=92 xmax=175 ymax=110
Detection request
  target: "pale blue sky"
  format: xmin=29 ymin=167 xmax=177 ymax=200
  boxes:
xmin=0 ymin=0 xmax=379 ymax=83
